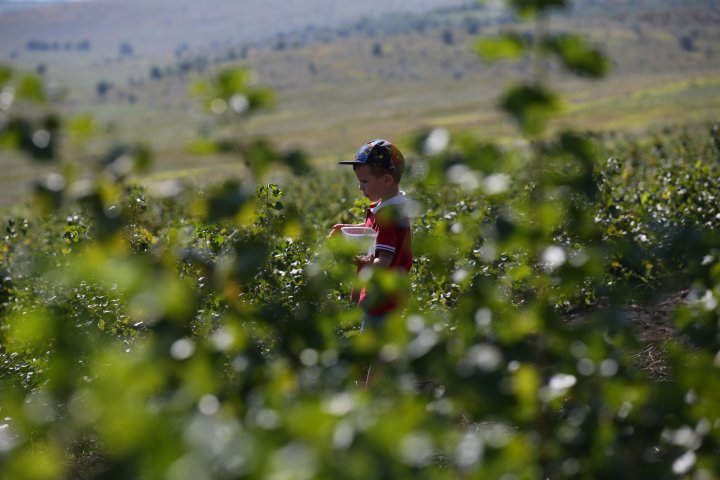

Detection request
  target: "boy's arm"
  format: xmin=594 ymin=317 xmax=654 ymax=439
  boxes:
xmin=373 ymin=251 xmax=393 ymax=268
xmin=328 ymin=223 xmax=365 ymax=238
xmin=354 ymin=251 xmax=393 ymax=268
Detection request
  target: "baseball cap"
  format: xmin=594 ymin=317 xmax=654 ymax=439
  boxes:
xmin=339 ymin=139 xmax=405 ymax=173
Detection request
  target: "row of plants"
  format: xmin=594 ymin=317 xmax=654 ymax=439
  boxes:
xmin=1 ymin=119 xmax=718 ymax=478
xmin=1 ymin=0 xmax=719 ymax=477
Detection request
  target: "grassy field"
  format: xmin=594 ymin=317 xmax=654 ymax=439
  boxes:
xmin=1 ymin=1 xmax=719 ymax=204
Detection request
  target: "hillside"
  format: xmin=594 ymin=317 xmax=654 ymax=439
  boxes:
xmin=0 ymin=0 xmax=719 ymax=205
xmin=0 ymin=0 xmax=473 ymax=57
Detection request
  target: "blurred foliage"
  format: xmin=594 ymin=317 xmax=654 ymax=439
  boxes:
xmin=476 ymin=0 xmax=610 ymax=136
xmin=189 ymin=67 xmax=275 ymax=119
xmin=1 ymin=1 xmax=720 ymax=479
xmin=475 ymin=32 xmax=526 ymax=61
xmin=0 ymin=66 xmax=61 ymax=161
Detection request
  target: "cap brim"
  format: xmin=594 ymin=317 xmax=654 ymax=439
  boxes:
xmin=338 ymin=160 xmax=363 ymax=165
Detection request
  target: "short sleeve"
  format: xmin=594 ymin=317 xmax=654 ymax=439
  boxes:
xmin=374 ymin=209 xmax=399 ymax=255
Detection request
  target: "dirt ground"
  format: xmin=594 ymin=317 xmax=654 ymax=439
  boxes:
xmin=624 ymin=289 xmax=688 ymax=381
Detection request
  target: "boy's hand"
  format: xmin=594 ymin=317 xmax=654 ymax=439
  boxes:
xmin=328 ymin=223 xmax=354 ymax=238
xmin=329 ymin=224 xmax=345 ymax=238
xmin=354 ymin=253 xmax=375 ymax=268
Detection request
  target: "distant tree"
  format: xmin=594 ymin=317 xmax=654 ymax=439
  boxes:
xmin=678 ymin=35 xmax=696 ymax=52
xmin=412 ymin=19 xmax=427 ymax=34
xmin=194 ymin=56 xmax=208 ymax=74
xmin=119 ymin=42 xmax=134 ymax=57
xmin=96 ymin=80 xmax=113 ymax=99
xmin=372 ymin=42 xmax=383 ymax=57
xmin=36 ymin=63 xmax=47 ymax=76
xmin=442 ymin=29 xmax=455 ymax=46
xmin=308 ymin=62 xmax=318 ymax=75
xmin=464 ymin=17 xmax=481 ymax=35
xmin=77 ymin=40 xmax=91 ymax=51
xmin=178 ymin=60 xmax=193 ymax=75
xmin=150 ymin=66 xmax=163 ymax=80
xmin=632 ymin=23 xmax=644 ymax=39
xmin=175 ymin=43 xmax=189 ymax=58
xmin=26 ymin=40 xmax=47 ymax=51
xmin=64 ymin=42 xmax=73 ymax=50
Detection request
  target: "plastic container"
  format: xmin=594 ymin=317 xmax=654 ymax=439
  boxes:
xmin=341 ymin=226 xmax=377 ymax=255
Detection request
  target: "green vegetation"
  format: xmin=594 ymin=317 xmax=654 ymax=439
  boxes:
xmin=1 ymin=1 xmax=720 ymax=479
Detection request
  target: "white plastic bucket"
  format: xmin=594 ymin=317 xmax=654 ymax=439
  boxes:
xmin=341 ymin=226 xmax=377 ymax=255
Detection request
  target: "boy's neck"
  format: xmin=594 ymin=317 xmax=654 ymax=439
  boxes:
xmin=379 ymin=187 xmax=401 ymax=203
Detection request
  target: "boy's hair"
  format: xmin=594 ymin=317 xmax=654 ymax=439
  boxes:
xmin=339 ymin=139 xmax=405 ymax=183
xmin=353 ymin=163 xmax=403 ymax=183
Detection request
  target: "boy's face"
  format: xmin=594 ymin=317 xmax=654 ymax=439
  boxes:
xmin=354 ymin=164 xmax=393 ymax=203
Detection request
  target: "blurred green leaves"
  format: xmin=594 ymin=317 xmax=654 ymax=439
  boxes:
xmin=16 ymin=74 xmax=46 ymax=103
xmin=190 ymin=67 xmax=275 ymax=117
xmin=1 ymin=2 xmax=719 ymax=479
xmin=0 ymin=64 xmax=60 ymax=161
xmin=3 ymin=123 xmax=720 ymax=479
xmin=508 ymin=0 xmax=568 ymax=17
xmin=500 ymin=84 xmax=561 ymax=135
xmin=475 ymin=32 xmax=526 ymax=61
xmin=543 ymin=34 xmax=610 ymax=78
xmin=475 ymin=6 xmax=609 ymax=138
xmin=0 ymin=64 xmax=12 ymax=85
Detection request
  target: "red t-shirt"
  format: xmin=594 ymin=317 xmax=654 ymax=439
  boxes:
xmin=357 ymin=192 xmax=413 ymax=315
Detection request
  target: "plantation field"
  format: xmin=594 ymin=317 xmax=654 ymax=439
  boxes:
xmin=1 ymin=1 xmax=719 ymax=205
xmin=2 ymin=0 xmax=720 ymax=476
xmin=1 ymin=114 xmax=720 ymax=478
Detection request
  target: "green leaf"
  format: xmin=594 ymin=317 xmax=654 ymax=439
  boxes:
xmin=132 ymin=143 xmax=152 ymax=173
xmin=16 ymin=74 xmax=45 ymax=102
xmin=475 ymin=33 xmax=526 ymax=62
xmin=245 ymin=139 xmax=279 ymax=176
xmin=187 ymin=78 xmax=211 ymax=98
xmin=188 ymin=138 xmax=219 ymax=155
xmin=0 ymin=64 xmax=12 ymax=86
xmin=68 ymin=114 xmax=97 ymax=143
xmin=500 ymin=84 xmax=561 ymax=136
xmin=281 ymin=149 xmax=310 ymax=176
xmin=509 ymin=0 xmax=568 ymax=17
xmin=246 ymin=87 xmax=275 ymax=111
xmin=0 ymin=126 xmax=20 ymax=150
xmin=216 ymin=68 xmax=253 ymax=98
xmin=206 ymin=180 xmax=253 ymax=221
xmin=543 ymin=34 xmax=610 ymax=78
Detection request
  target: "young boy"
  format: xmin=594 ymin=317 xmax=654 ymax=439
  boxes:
xmin=330 ymin=139 xmax=413 ymax=329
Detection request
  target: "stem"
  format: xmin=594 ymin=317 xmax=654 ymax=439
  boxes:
xmin=533 ymin=13 xmax=549 ymax=87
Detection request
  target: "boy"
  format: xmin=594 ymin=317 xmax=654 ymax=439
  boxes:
xmin=330 ymin=139 xmax=413 ymax=329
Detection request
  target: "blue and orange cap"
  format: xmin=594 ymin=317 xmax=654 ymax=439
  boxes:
xmin=339 ymin=139 xmax=405 ymax=175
